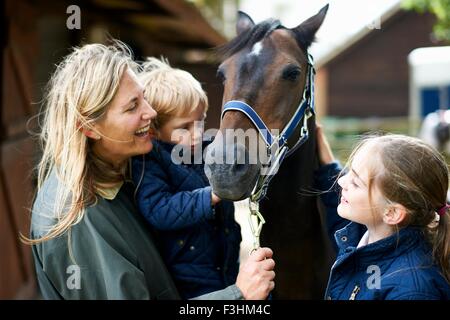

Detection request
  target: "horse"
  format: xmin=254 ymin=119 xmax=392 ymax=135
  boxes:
xmin=204 ymin=5 xmax=334 ymax=299
xmin=419 ymin=109 xmax=450 ymax=154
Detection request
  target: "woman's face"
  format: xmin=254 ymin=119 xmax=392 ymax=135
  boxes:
xmin=92 ymin=68 xmax=157 ymax=165
xmin=337 ymin=144 xmax=387 ymax=227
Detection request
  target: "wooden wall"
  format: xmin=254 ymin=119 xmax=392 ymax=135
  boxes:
xmin=0 ymin=0 xmax=226 ymax=299
xmin=324 ymin=11 xmax=440 ymax=117
xmin=1 ymin=0 xmax=38 ymax=299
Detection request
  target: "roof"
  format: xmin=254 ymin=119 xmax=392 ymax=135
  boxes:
xmin=316 ymin=2 xmax=402 ymax=68
xmin=40 ymin=0 xmax=227 ymax=48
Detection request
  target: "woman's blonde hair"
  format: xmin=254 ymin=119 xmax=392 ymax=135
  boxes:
xmin=138 ymin=57 xmax=208 ymax=129
xmin=345 ymin=134 xmax=450 ymax=282
xmin=22 ymin=41 xmax=137 ymax=244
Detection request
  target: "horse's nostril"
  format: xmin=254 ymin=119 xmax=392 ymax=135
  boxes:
xmin=234 ymin=163 xmax=246 ymax=173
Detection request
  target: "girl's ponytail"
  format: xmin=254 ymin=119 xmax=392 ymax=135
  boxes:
xmin=432 ymin=207 xmax=450 ymax=283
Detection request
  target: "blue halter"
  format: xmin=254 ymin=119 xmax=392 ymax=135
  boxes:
xmin=220 ymin=54 xmax=315 ymax=202
xmin=221 ymin=53 xmax=315 ymax=166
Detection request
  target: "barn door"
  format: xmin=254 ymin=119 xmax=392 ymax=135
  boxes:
xmin=0 ymin=0 xmax=38 ymax=299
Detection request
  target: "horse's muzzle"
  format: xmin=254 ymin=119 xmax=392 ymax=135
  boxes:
xmin=204 ymin=141 xmax=260 ymax=201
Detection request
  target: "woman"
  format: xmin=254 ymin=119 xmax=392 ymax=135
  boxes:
xmin=24 ymin=42 xmax=275 ymax=300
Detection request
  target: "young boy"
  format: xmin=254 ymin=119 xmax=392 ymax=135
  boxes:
xmin=132 ymin=58 xmax=241 ymax=299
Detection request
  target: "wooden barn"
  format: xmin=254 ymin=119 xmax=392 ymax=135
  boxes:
xmin=315 ymin=3 xmax=444 ymax=118
xmin=1 ymin=0 xmax=227 ymax=299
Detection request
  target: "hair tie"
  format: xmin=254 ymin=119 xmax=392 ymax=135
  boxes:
xmin=437 ymin=204 xmax=450 ymax=216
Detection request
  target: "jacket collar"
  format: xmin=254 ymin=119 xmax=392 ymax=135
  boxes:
xmin=335 ymin=223 xmax=424 ymax=265
xmin=154 ymin=139 xmax=177 ymax=152
xmin=95 ymin=182 xmax=124 ymax=200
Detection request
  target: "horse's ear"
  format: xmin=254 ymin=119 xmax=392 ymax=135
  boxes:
xmin=236 ymin=11 xmax=255 ymax=35
xmin=291 ymin=4 xmax=329 ymax=49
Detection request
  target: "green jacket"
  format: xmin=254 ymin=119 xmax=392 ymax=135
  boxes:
xmin=31 ymin=170 xmax=242 ymax=300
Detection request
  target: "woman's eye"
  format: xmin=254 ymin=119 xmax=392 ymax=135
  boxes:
xmin=128 ymin=103 xmax=137 ymax=112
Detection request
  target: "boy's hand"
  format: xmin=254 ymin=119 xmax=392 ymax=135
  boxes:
xmin=211 ymin=191 xmax=221 ymax=205
xmin=316 ymin=123 xmax=335 ymax=166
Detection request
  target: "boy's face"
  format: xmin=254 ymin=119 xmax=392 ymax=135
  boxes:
xmin=158 ymin=104 xmax=206 ymax=149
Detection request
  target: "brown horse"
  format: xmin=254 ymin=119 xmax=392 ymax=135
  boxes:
xmin=204 ymin=5 xmax=334 ymax=299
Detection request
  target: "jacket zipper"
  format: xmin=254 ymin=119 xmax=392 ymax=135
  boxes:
xmin=349 ymin=285 xmax=360 ymax=300
xmin=324 ymin=260 xmax=338 ymax=299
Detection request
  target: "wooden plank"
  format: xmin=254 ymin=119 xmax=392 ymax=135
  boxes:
xmin=0 ymin=172 xmax=25 ymax=299
xmin=1 ymin=137 xmax=36 ymax=286
xmin=324 ymin=11 xmax=441 ymax=118
xmin=152 ymin=0 xmax=226 ymax=46
xmin=0 ymin=0 xmax=38 ymax=299
xmin=129 ymin=14 xmax=213 ymax=45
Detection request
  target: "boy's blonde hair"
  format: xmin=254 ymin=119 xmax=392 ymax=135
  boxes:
xmin=139 ymin=57 xmax=208 ymax=129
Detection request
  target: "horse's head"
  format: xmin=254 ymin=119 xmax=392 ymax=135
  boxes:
xmin=205 ymin=5 xmax=328 ymax=200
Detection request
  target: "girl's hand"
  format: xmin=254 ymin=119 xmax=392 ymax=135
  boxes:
xmin=316 ymin=123 xmax=335 ymax=165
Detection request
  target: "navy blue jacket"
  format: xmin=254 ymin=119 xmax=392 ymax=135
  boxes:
xmin=131 ymin=140 xmax=241 ymax=299
xmin=315 ymin=162 xmax=450 ymax=300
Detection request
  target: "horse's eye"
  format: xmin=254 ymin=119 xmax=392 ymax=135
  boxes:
xmin=216 ymin=69 xmax=226 ymax=83
xmin=283 ymin=67 xmax=301 ymax=82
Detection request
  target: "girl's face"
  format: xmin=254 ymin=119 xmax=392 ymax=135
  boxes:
xmin=92 ymin=68 xmax=157 ymax=165
xmin=337 ymin=144 xmax=387 ymax=227
xmin=158 ymin=104 xmax=206 ymax=149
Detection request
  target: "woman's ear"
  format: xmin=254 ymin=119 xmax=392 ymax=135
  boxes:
xmin=80 ymin=126 xmax=101 ymax=140
xmin=383 ymin=204 xmax=407 ymax=225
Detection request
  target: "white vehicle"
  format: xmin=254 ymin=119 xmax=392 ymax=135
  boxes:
xmin=409 ymin=46 xmax=450 ymax=150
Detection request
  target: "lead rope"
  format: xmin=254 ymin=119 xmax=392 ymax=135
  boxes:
xmin=248 ymin=198 xmax=265 ymax=253
xmin=246 ymin=146 xmax=287 ymax=253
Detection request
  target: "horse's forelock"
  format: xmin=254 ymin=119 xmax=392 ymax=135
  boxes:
xmin=216 ymin=19 xmax=284 ymax=60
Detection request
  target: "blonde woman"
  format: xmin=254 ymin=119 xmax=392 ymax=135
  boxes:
xmin=24 ymin=42 xmax=275 ymax=300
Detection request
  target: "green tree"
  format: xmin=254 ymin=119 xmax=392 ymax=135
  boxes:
xmin=402 ymin=0 xmax=450 ymax=41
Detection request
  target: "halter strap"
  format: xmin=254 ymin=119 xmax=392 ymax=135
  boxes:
xmin=221 ymin=54 xmax=315 ymax=152
xmin=221 ymin=101 xmax=274 ymax=146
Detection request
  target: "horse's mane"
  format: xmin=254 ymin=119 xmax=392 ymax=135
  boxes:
xmin=217 ymin=19 xmax=284 ymax=59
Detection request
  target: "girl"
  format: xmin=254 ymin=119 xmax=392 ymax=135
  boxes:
xmin=315 ymin=126 xmax=450 ymax=300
